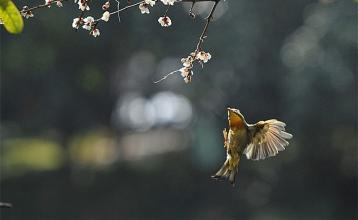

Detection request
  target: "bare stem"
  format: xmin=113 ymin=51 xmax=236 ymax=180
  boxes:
xmin=95 ymin=1 xmax=145 ymax=22
xmin=194 ymin=0 xmax=219 ymax=55
xmin=95 ymin=0 xmax=219 ymax=22
xmin=21 ymin=0 xmax=66 ymax=13
xmin=163 ymin=5 xmax=171 ymax=17
xmin=153 ymin=69 xmax=181 ymax=83
xmin=109 ymin=1 xmax=145 ymax=16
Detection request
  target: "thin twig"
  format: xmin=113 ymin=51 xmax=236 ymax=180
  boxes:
xmin=114 ymin=0 xmax=121 ymax=22
xmin=194 ymin=0 xmax=219 ymax=55
xmin=154 ymin=69 xmax=181 ymax=83
xmin=163 ymin=5 xmax=170 ymax=17
xmin=21 ymin=0 xmax=66 ymax=13
xmin=109 ymin=1 xmax=145 ymax=16
xmin=189 ymin=1 xmax=196 ymax=18
xmin=95 ymin=1 xmax=145 ymax=22
xmin=94 ymin=0 xmax=219 ymax=23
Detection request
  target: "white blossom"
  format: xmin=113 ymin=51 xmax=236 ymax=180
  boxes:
xmin=180 ymin=67 xmax=193 ymax=83
xmin=91 ymin=28 xmax=100 ymax=37
xmin=21 ymin=12 xmax=34 ymax=19
xmin=82 ymin=16 xmax=94 ymax=30
xmin=160 ymin=0 xmax=175 ymax=5
xmin=56 ymin=1 xmax=63 ymax=7
xmin=145 ymin=0 xmax=156 ymax=6
xmin=181 ymin=56 xmax=194 ymax=68
xmin=83 ymin=16 xmax=94 ymax=23
xmin=101 ymin=11 xmax=110 ymax=22
xmin=45 ymin=0 xmax=52 ymax=7
xmin=196 ymin=51 xmax=212 ymax=63
xmin=102 ymin=1 xmax=110 ymax=10
xmin=158 ymin=16 xmax=172 ymax=27
xmin=45 ymin=0 xmax=62 ymax=7
xmin=21 ymin=7 xmax=34 ymax=19
xmin=72 ymin=17 xmax=81 ymax=29
xmin=78 ymin=0 xmax=90 ymax=11
xmin=139 ymin=3 xmax=150 ymax=14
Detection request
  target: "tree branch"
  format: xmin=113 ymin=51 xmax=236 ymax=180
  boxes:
xmin=21 ymin=0 xmax=66 ymax=13
xmin=194 ymin=0 xmax=219 ymax=55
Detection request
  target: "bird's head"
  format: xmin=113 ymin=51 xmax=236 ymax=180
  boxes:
xmin=227 ymin=107 xmax=246 ymax=128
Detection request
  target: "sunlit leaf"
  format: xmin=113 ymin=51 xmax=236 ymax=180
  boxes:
xmin=0 ymin=0 xmax=23 ymax=34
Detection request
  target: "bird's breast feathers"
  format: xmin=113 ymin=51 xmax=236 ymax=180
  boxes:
xmin=227 ymin=128 xmax=248 ymax=152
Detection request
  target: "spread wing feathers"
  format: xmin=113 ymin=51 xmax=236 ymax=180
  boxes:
xmin=244 ymin=119 xmax=293 ymax=160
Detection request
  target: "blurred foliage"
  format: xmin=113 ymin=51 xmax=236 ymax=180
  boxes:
xmin=0 ymin=0 xmax=23 ymax=34
xmin=0 ymin=0 xmax=357 ymax=220
xmin=69 ymin=129 xmax=118 ymax=168
xmin=2 ymin=138 xmax=63 ymax=175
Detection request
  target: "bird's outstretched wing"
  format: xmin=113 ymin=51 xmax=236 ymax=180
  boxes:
xmin=244 ymin=119 xmax=292 ymax=160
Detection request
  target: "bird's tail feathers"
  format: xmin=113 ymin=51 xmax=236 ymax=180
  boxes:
xmin=211 ymin=158 xmax=240 ymax=186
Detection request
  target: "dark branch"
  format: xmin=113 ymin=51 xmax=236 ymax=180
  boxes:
xmin=194 ymin=0 xmax=219 ymax=54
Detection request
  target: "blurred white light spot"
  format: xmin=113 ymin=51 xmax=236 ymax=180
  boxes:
xmin=151 ymin=91 xmax=193 ymax=128
xmin=281 ymin=26 xmax=321 ymax=68
xmin=182 ymin=1 xmax=228 ymax=20
xmin=113 ymin=91 xmax=193 ymax=130
xmin=127 ymin=97 xmax=155 ymax=130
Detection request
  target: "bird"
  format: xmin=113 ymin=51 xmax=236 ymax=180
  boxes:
xmin=212 ymin=107 xmax=293 ymax=186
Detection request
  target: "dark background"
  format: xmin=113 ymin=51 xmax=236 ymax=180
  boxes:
xmin=1 ymin=0 xmax=357 ymax=219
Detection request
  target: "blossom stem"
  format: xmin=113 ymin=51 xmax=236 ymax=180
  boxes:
xmin=95 ymin=0 xmax=219 ymax=23
xmin=163 ymin=5 xmax=170 ymax=17
xmin=109 ymin=1 xmax=145 ymax=16
xmin=95 ymin=1 xmax=145 ymax=22
xmin=21 ymin=0 xmax=66 ymax=13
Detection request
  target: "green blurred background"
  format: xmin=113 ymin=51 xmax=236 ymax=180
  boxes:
xmin=1 ymin=0 xmax=357 ymax=219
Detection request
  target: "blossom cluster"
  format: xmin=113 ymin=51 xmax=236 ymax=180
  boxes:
xmin=19 ymin=0 xmax=217 ymax=83
xmin=69 ymin=0 xmax=177 ymax=37
xmin=21 ymin=0 xmax=178 ymax=35
xmin=138 ymin=0 xmax=175 ymax=27
xmin=71 ymin=1 xmax=111 ymax=37
xmin=72 ymin=16 xmax=100 ymax=37
xmin=179 ymin=51 xmax=212 ymax=83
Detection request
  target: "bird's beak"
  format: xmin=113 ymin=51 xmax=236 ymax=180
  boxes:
xmin=227 ymin=107 xmax=239 ymax=114
xmin=227 ymin=107 xmax=240 ymax=118
xmin=227 ymin=107 xmax=234 ymax=112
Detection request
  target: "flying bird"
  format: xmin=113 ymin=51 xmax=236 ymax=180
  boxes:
xmin=212 ymin=107 xmax=293 ymax=186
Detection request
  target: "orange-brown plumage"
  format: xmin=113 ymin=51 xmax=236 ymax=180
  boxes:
xmin=212 ymin=107 xmax=293 ymax=186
